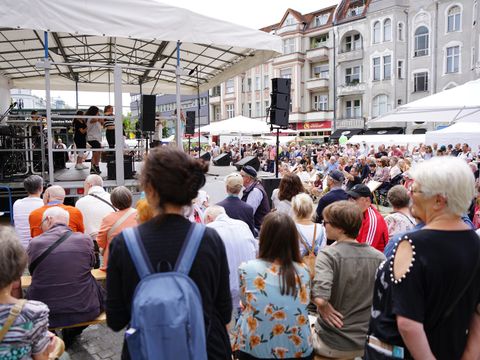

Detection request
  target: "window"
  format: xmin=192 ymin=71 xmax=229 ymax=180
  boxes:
xmin=226 ymin=79 xmax=235 ymax=94
xmin=247 ymin=103 xmax=252 ymax=117
xmin=255 ymin=76 xmax=261 ymax=90
xmin=313 ymin=64 xmax=329 ymax=78
xmin=280 ymin=68 xmax=292 ymax=79
xmin=414 ymin=72 xmax=428 ymax=92
xmin=255 ymin=101 xmax=261 ymax=117
xmin=373 ymin=21 xmax=381 ymax=43
xmin=314 ymin=13 xmax=329 ymax=27
xmin=345 ymin=33 xmax=361 ymax=52
xmin=414 ymin=26 xmax=429 ymax=57
xmin=313 ymin=95 xmax=328 ymax=111
xmin=263 ymin=75 xmax=269 ymax=89
xmin=447 ymin=6 xmax=461 ymax=32
xmin=311 ymin=34 xmax=329 ymax=48
xmin=346 ymin=99 xmax=361 ymax=118
xmin=383 ymin=55 xmax=392 ymax=80
xmin=345 ymin=66 xmax=361 ymax=84
xmin=226 ymin=104 xmax=235 ymax=118
xmin=264 ymin=101 xmax=269 ymax=116
xmin=474 ymin=2 xmax=478 ymax=26
xmin=398 ymin=22 xmax=404 ymax=41
xmin=373 ymin=57 xmax=381 ymax=80
xmin=212 ymin=85 xmax=221 ymax=97
xmin=446 ymin=45 xmax=460 ymax=73
xmin=372 ymin=94 xmax=390 ymax=117
xmin=397 ymin=60 xmax=404 ymax=79
xmin=285 ymin=15 xmax=295 ymax=26
xmin=283 ymin=38 xmax=295 ymax=54
xmin=247 ymin=78 xmax=252 ymax=92
xmin=383 ymin=19 xmax=392 ymax=41
xmin=214 ymin=105 xmax=221 ymax=121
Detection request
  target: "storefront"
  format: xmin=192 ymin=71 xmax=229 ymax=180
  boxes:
xmin=291 ymin=121 xmax=332 ymax=140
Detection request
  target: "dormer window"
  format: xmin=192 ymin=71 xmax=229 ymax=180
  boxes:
xmin=284 ymin=15 xmax=295 ymax=27
xmin=314 ymin=13 xmax=329 ymax=27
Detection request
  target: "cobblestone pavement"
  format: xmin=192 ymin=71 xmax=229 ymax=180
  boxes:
xmin=66 ymin=324 xmax=124 ymax=360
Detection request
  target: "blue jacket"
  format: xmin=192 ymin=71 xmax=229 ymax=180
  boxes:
xmin=217 ymin=196 xmax=255 ymax=236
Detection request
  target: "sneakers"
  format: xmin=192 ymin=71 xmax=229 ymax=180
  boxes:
xmin=90 ymin=164 xmax=102 ymax=174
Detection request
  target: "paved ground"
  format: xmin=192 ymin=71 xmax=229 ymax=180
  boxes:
xmin=64 ymin=325 xmax=124 ymax=360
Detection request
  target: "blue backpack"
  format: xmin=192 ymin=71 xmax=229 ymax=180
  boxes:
xmin=122 ymin=224 xmax=208 ymax=360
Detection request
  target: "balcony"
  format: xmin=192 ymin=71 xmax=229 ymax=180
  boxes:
xmin=306 ymin=111 xmax=332 ymax=121
xmin=337 ymin=48 xmax=363 ymax=63
xmin=337 ymin=81 xmax=366 ymax=96
xmin=306 ymin=46 xmax=329 ymax=62
xmin=209 ymin=95 xmax=220 ymax=104
xmin=273 ymin=52 xmax=305 ymax=66
xmin=335 ymin=118 xmax=364 ymax=129
xmin=306 ymin=77 xmax=329 ymax=91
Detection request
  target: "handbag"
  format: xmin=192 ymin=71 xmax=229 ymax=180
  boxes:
xmin=299 ymin=224 xmax=317 ymax=278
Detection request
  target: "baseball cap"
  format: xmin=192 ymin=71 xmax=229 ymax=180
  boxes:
xmin=347 ymin=184 xmax=372 ymax=199
xmin=329 ymin=170 xmax=345 ymax=182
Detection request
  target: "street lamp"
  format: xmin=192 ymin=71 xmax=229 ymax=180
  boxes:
xmin=189 ymin=66 xmax=201 ymax=158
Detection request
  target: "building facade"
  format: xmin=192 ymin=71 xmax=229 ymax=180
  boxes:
xmin=210 ymin=0 xmax=480 ymax=138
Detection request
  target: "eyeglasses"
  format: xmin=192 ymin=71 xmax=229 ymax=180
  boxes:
xmin=322 ymin=220 xmax=330 ymax=226
xmin=38 ymin=217 xmax=49 ymax=229
xmin=407 ymin=185 xmax=424 ymax=195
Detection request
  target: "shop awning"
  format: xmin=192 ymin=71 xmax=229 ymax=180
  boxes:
xmin=363 ymin=127 xmax=404 ymax=135
xmin=329 ymin=128 xmax=363 ymax=140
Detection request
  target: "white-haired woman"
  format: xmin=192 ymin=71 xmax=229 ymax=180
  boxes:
xmin=292 ymin=193 xmax=326 ymax=258
xmin=365 ymin=157 xmax=480 ymax=359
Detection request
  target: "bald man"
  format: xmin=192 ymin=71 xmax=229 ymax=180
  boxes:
xmin=29 ymin=185 xmax=85 ymax=237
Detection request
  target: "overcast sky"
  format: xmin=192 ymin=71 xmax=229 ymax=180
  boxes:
xmin=32 ymin=0 xmax=339 ymax=113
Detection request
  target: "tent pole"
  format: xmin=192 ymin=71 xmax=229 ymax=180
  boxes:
xmin=175 ymin=41 xmax=183 ymax=149
xmin=114 ymin=64 xmax=124 ymax=185
xmin=44 ymin=31 xmax=54 ymax=185
xmin=75 ymin=80 xmax=79 ymax=110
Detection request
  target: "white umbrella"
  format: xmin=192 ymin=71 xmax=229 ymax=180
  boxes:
xmin=198 ymin=116 xmax=271 ymax=135
xmin=425 ymin=122 xmax=480 ymax=149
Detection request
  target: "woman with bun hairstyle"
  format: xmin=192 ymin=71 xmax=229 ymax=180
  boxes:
xmin=106 ymin=147 xmax=232 ymax=360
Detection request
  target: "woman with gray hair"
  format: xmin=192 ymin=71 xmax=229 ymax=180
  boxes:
xmin=384 ymin=185 xmax=416 ymax=240
xmin=0 ymin=226 xmax=63 ymax=359
xmin=365 ymin=157 xmax=480 ymax=359
xmin=96 ymin=186 xmax=137 ymax=271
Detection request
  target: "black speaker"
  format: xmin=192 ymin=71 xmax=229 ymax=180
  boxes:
xmin=107 ymin=156 xmax=134 ymax=180
xmin=262 ymin=177 xmax=282 ymax=207
xmin=200 ymin=152 xmax=211 ymax=162
xmin=270 ymin=93 xmax=290 ymax=110
xmin=186 ymin=111 xmax=195 ymax=135
xmin=272 ymin=78 xmax=291 ymax=94
xmin=140 ymin=95 xmax=156 ymax=132
xmin=269 ymin=109 xmax=289 ymax=128
xmin=213 ymin=152 xmax=231 ymax=166
xmin=234 ymin=155 xmax=260 ymax=171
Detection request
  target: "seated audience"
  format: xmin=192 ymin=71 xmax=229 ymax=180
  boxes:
xmin=384 ymin=185 xmax=416 ymax=240
xmin=217 ymin=173 xmax=255 ymax=235
xmin=204 ymin=205 xmax=256 ymax=318
xmin=312 ymin=201 xmax=385 ymax=358
xmin=0 ymin=226 xmax=65 ymax=359
xmin=29 ymin=185 xmax=84 ymax=238
xmin=27 ymin=207 xmax=104 ymax=347
xmin=13 ymin=175 xmax=44 ymax=248
xmin=96 ymin=186 xmax=137 ymax=271
xmin=75 ymin=175 xmax=115 ymax=237
xmin=271 ymin=173 xmax=304 ymax=215
xmin=347 ymin=184 xmax=389 ymax=252
xmin=233 ymin=212 xmax=313 ymax=359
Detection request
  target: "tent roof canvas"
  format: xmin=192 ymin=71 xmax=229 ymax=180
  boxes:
xmin=198 ymin=116 xmax=271 ymax=135
xmin=0 ymin=0 xmax=282 ymax=94
xmin=425 ymin=122 xmax=480 ymax=150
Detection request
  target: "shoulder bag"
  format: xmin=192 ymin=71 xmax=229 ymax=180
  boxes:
xmin=28 ymin=231 xmax=72 ymax=274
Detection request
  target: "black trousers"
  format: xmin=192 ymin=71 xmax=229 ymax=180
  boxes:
xmin=106 ymin=129 xmax=115 ymax=148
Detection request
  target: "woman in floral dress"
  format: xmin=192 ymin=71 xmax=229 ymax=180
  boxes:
xmin=233 ymin=212 xmax=313 ymax=360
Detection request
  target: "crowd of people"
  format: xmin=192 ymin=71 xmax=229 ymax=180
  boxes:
xmin=1 ymin=139 xmax=480 ymax=359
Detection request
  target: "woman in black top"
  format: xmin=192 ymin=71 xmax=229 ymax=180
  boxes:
xmin=106 ymin=147 xmax=232 ymax=360
xmin=72 ymin=110 xmax=87 ymax=170
xmin=365 ymin=156 xmax=480 ymax=360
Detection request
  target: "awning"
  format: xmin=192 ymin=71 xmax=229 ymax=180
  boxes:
xmin=329 ymin=128 xmax=363 ymax=140
xmin=364 ymin=127 xmax=403 ymax=135
xmin=0 ymin=0 xmax=282 ymax=94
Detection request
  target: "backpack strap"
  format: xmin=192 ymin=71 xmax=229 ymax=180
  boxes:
xmin=123 ymin=227 xmax=153 ymax=279
xmin=175 ymin=223 xmax=206 ymax=275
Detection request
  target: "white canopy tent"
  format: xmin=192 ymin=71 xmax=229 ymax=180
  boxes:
xmin=425 ymin=122 xmax=480 ymax=150
xmin=0 ymin=0 xmax=281 ymax=94
xmin=368 ymin=79 xmax=480 ymax=124
xmin=347 ymin=134 xmax=426 ymax=147
xmin=198 ymin=116 xmax=271 ymax=135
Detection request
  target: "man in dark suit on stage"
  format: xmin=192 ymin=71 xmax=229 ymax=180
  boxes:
xmin=216 ymin=172 xmax=255 ymax=236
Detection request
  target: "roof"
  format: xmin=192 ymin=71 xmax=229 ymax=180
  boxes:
xmin=0 ymin=0 xmax=282 ymax=94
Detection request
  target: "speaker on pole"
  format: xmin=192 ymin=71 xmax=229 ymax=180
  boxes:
xmin=185 ymin=111 xmax=195 ymax=135
xmin=269 ymin=78 xmax=291 ymax=128
xmin=140 ymin=95 xmax=156 ymax=132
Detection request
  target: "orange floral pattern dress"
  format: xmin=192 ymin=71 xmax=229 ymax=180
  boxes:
xmin=233 ymin=260 xmax=313 ymax=359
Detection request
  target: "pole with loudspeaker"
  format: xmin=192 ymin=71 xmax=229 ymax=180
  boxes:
xmin=185 ymin=111 xmax=195 ymax=155
xmin=268 ymin=78 xmax=291 ymax=178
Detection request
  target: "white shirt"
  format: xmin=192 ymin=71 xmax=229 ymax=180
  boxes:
xmin=206 ymin=214 xmax=257 ymax=310
xmin=13 ymin=197 xmax=44 ymax=248
xmin=271 ymin=189 xmax=293 ymax=216
xmin=296 ymin=223 xmax=326 ymax=256
xmin=75 ymin=186 xmax=115 ymax=237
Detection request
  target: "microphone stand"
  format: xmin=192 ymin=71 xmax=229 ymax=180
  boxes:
xmin=0 ymin=103 xmax=16 ymax=124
